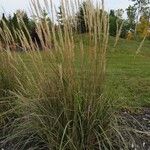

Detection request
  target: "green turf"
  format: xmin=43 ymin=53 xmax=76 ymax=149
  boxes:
xmin=106 ymin=37 xmax=150 ymax=108
xmin=0 ymin=36 xmax=150 ymax=108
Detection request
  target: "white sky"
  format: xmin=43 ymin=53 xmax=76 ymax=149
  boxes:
xmin=0 ymin=0 xmax=134 ymax=17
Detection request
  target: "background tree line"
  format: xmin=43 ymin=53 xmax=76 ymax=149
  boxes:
xmin=75 ymin=0 xmax=150 ymax=40
xmin=0 ymin=0 xmax=149 ymax=50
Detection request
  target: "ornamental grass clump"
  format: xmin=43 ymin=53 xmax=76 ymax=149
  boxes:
xmin=0 ymin=0 xmax=135 ymax=149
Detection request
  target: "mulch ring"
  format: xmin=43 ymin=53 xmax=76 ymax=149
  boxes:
xmin=121 ymin=107 xmax=150 ymax=150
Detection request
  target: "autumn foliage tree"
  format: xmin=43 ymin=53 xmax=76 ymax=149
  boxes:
xmin=137 ymin=16 xmax=150 ymax=39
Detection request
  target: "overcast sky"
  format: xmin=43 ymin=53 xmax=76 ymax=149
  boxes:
xmin=0 ymin=0 xmax=134 ymax=17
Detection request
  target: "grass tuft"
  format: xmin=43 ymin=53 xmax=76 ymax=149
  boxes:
xmin=0 ymin=0 xmax=148 ymax=149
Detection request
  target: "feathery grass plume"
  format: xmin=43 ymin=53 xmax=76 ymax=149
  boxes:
xmin=136 ymin=33 xmax=147 ymax=54
xmin=114 ymin=20 xmax=124 ymax=47
xmin=0 ymin=0 xmax=136 ymax=149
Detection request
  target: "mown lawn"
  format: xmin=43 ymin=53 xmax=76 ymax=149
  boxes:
xmin=1 ymin=36 xmax=149 ymax=109
xmin=106 ymin=37 xmax=150 ymax=108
